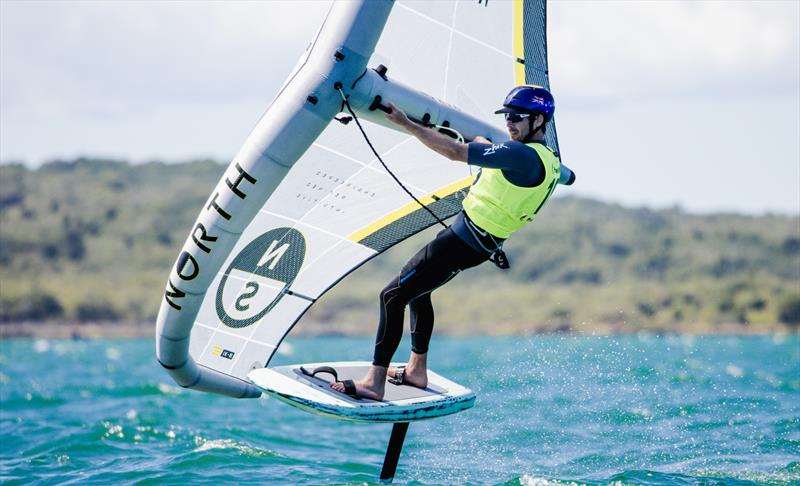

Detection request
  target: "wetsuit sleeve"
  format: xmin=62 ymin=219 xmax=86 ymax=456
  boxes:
xmin=467 ymin=141 xmax=544 ymax=187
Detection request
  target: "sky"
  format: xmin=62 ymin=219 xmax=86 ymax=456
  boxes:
xmin=1 ymin=0 xmax=798 ymax=215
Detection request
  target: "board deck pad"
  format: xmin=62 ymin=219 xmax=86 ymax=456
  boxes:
xmin=248 ymin=361 xmax=475 ymax=423
xmin=291 ymin=365 xmax=446 ymax=401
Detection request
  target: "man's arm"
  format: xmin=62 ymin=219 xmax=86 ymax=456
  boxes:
xmin=385 ymin=102 xmax=577 ymax=186
xmin=385 ymin=102 xmax=469 ymax=162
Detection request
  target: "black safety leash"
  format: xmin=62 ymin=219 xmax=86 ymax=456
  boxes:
xmin=335 ymin=86 xmax=449 ymax=231
xmin=463 ymin=213 xmax=510 ymax=269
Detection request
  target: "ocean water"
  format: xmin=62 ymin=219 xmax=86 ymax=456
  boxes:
xmin=0 ymin=334 xmax=798 ymax=485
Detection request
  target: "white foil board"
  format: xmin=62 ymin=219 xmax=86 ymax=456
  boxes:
xmin=248 ymin=361 xmax=475 ymax=423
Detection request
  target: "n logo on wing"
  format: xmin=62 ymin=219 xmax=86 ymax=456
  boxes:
xmin=215 ymin=227 xmax=306 ymax=329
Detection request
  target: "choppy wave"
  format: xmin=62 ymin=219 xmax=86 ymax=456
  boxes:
xmin=1 ymin=335 xmax=798 ymax=485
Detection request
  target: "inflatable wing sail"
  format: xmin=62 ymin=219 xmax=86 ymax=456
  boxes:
xmin=156 ymin=0 xmax=566 ymax=398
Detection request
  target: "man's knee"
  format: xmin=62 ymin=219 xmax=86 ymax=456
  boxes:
xmin=380 ymin=279 xmax=409 ymax=309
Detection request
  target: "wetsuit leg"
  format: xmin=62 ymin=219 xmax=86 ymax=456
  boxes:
xmin=372 ymin=227 xmax=488 ymax=367
xmin=374 ymin=273 xmax=406 ymax=367
xmin=409 ymin=294 xmax=433 ymax=354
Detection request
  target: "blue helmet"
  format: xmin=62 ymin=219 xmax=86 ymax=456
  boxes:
xmin=495 ymin=85 xmax=555 ymax=121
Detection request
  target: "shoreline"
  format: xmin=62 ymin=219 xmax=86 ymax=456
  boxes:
xmin=0 ymin=320 xmax=795 ymax=340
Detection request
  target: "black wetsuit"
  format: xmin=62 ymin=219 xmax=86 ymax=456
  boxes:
xmin=372 ymin=141 xmax=549 ymax=366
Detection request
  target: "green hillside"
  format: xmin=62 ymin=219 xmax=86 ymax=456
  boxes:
xmin=1 ymin=158 xmax=798 ymax=335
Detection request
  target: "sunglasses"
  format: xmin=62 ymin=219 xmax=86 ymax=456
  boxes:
xmin=504 ymin=113 xmax=530 ymax=123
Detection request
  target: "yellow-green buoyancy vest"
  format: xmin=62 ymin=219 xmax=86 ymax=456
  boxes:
xmin=462 ymin=142 xmax=560 ymax=238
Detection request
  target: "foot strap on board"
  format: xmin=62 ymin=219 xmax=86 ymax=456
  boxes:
xmin=301 ymin=366 xmax=361 ymax=400
xmin=388 ymin=366 xmax=406 ymax=386
xmin=340 ymin=379 xmax=358 ymax=398
xmin=300 ymin=366 xmax=338 ymax=381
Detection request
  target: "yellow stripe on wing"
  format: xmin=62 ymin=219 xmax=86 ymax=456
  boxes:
xmin=513 ymin=0 xmax=525 ymax=85
xmin=347 ymin=176 xmax=475 ymax=243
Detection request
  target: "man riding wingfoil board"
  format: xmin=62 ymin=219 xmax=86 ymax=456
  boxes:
xmin=330 ymin=85 xmax=574 ymax=400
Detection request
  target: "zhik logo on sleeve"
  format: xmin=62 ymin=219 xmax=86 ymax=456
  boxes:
xmin=483 ymin=143 xmax=508 ymax=156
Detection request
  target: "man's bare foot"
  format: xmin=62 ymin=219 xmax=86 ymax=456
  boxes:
xmin=387 ymin=351 xmax=428 ymax=388
xmin=388 ymin=351 xmax=429 ymax=388
xmin=387 ymin=364 xmax=428 ymax=389
xmin=330 ymin=366 xmax=387 ymax=400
